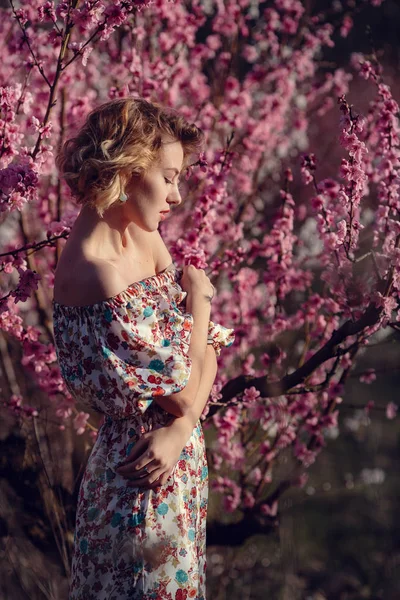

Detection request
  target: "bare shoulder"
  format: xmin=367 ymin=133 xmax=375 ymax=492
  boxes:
xmin=53 ymin=257 xmax=125 ymax=306
xmin=53 ymin=230 xmax=172 ymax=306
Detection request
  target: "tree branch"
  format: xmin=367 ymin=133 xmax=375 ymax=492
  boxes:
xmin=9 ymin=0 xmax=52 ymax=88
xmin=207 ymin=301 xmax=382 ymax=418
xmin=0 ymin=232 xmax=69 ymax=262
xmin=206 ymin=513 xmax=277 ymax=547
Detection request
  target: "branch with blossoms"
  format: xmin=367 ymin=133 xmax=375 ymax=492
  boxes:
xmin=1 ymin=0 xmax=399 ymax=570
xmin=0 ymin=232 xmax=69 ymax=263
xmin=202 ymin=73 xmax=399 ymax=530
xmin=1 ymin=1 xmax=156 ymax=341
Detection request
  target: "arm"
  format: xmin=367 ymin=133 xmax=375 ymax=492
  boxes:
xmin=167 ymin=344 xmax=218 ymax=439
xmin=152 ymin=287 xmax=212 ymax=417
xmin=76 ymin=257 xmax=210 ymax=419
xmin=116 ymin=344 xmax=218 ymax=486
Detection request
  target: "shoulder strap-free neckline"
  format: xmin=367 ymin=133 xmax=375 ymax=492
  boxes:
xmin=52 ymin=262 xmax=177 ymax=311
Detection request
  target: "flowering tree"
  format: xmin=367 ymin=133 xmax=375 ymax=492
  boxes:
xmin=0 ymin=0 xmax=397 ymax=569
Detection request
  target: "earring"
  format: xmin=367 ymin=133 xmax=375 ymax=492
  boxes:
xmin=119 ymin=191 xmax=128 ymax=202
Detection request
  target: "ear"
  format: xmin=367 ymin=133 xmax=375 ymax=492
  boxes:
xmin=121 ymin=167 xmax=144 ymax=188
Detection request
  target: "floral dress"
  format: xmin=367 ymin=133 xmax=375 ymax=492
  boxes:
xmin=52 ymin=263 xmax=234 ymax=600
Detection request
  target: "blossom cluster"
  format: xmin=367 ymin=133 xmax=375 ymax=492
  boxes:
xmin=0 ymin=0 xmax=396 ymax=520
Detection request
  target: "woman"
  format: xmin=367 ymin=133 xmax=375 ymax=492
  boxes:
xmin=52 ymin=97 xmax=234 ymax=600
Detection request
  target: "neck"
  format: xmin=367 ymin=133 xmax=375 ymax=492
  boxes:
xmin=71 ymin=203 xmax=144 ymax=260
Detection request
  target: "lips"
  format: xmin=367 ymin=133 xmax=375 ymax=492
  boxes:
xmin=160 ymin=210 xmax=170 ymax=215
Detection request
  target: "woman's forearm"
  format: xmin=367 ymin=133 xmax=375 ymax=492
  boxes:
xmin=153 ymin=293 xmax=211 ymax=417
xmin=168 ymin=344 xmax=218 ymax=439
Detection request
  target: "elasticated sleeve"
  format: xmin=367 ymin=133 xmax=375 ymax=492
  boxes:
xmin=53 ymin=291 xmax=194 ymax=419
xmin=173 ymin=266 xmax=235 ymax=357
xmin=91 ymin=295 xmax=194 ymax=415
xmin=207 ymin=320 xmax=235 ymax=356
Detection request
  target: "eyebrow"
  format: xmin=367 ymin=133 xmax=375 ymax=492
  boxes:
xmin=164 ymin=168 xmax=181 ymax=175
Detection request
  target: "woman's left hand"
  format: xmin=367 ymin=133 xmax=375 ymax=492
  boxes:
xmin=115 ymin=419 xmax=193 ymax=489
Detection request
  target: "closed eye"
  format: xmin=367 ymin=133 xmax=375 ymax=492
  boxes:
xmin=164 ymin=177 xmax=182 ymax=191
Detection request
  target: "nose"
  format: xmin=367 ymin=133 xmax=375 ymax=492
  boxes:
xmin=167 ymin=184 xmax=182 ymax=207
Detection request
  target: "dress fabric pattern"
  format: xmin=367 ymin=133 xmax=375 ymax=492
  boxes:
xmin=52 ymin=263 xmax=234 ymax=600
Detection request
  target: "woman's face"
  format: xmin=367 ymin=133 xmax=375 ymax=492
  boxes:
xmin=123 ymin=138 xmax=184 ymax=232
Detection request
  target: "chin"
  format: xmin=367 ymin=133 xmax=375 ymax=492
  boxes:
xmin=142 ymin=222 xmax=159 ymax=233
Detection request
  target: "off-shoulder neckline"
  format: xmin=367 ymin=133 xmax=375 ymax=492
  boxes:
xmin=52 ymin=262 xmax=177 ymax=310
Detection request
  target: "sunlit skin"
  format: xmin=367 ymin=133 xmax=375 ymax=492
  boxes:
xmin=68 ymin=136 xmax=184 ymax=261
xmin=52 ymin=133 xmax=213 ymax=494
xmin=122 ymin=136 xmax=184 ymax=235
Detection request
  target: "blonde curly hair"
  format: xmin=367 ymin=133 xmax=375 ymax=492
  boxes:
xmin=56 ymin=97 xmax=205 ymax=217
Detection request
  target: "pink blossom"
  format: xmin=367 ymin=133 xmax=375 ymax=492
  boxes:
xmin=210 ymin=383 xmax=223 ymax=403
xmin=37 ymin=2 xmax=56 ymax=23
xmin=282 ymin=16 xmax=298 ymax=35
xmin=260 ymin=500 xmax=278 ymax=517
xmin=70 ymin=4 xmax=104 ymax=30
xmin=318 ymin=178 xmax=341 ymax=199
xmin=0 ymin=166 xmax=20 ymax=190
xmin=247 ymin=467 xmax=262 ymax=485
xmin=81 ymin=47 xmax=93 ymax=67
xmin=293 ymin=473 xmax=308 ymax=488
xmin=46 ymin=220 xmax=71 ymax=237
xmin=327 ymin=382 xmax=344 ymax=399
xmin=243 ymin=490 xmax=255 ymax=508
xmin=294 ymin=441 xmax=318 ymax=467
xmin=364 ymin=401 xmax=375 ymax=414
xmin=5 ymin=394 xmax=38 ymax=418
xmin=206 ymin=35 xmax=221 ymax=51
xmin=243 ymin=386 xmax=261 ymax=403
xmin=336 ymin=220 xmax=347 ymax=242
xmin=11 ymin=269 xmax=41 ymax=303
xmin=55 ymin=2 xmax=69 ymax=20
xmin=73 ymin=411 xmax=90 ymax=435
xmin=104 ymin=5 xmax=126 ymax=27
xmin=301 ymin=153 xmax=316 ymax=185
xmin=211 ymin=476 xmax=242 ymax=512
xmin=242 ymin=45 xmax=258 ymax=63
xmin=386 ymin=402 xmax=397 ymax=420
xmin=211 ymin=452 xmax=223 ymax=471
xmin=9 ymin=394 xmax=22 ymax=408
xmin=259 ymin=440 xmax=271 ymax=455
xmin=29 ymin=116 xmax=53 ymax=139
xmin=340 ymin=15 xmax=353 ymax=38
xmin=373 ymin=292 xmax=397 ymax=320
xmin=0 ymin=0 xmax=396 ymax=521
xmin=2 ymin=262 xmax=14 ymax=274
xmin=0 ymin=163 xmax=39 ymax=212
xmin=359 ymin=369 xmax=376 ymax=384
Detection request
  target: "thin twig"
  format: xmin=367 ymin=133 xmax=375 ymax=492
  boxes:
xmin=0 ymin=232 xmax=69 ymax=261
xmin=9 ymin=0 xmax=52 ymax=88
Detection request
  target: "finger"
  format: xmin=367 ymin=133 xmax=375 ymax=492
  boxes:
xmin=126 ymin=466 xmax=165 ymax=488
xmin=131 ymin=466 xmax=175 ymax=490
xmin=117 ymin=437 xmax=149 ymax=467
xmin=125 ymin=452 xmax=156 ymax=473
xmin=148 ymin=467 xmax=175 ymax=489
xmin=148 ymin=473 xmax=170 ymax=489
xmin=144 ymin=477 xmax=166 ymax=490
xmin=117 ymin=449 xmax=156 ymax=474
xmin=117 ymin=459 xmax=156 ymax=477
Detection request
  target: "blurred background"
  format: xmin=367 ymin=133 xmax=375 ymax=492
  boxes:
xmin=1 ymin=1 xmax=400 ymax=599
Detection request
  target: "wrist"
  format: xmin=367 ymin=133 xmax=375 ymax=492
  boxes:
xmin=168 ymin=414 xmax=196 ymax=439
xmin=187 ymin=292 xmax=213 ymax=312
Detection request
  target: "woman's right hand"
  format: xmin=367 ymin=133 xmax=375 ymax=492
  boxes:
xmin=181 ymin=265 xmax=214 ymax=301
